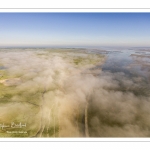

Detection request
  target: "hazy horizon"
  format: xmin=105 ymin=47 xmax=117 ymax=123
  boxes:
xmin=0 ymin=13 xmax=150 ymax=47
xmin=0 ymin=46 xmax=150 ymax=49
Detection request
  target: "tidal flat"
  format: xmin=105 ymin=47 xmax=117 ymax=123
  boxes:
xmin=0 ymin=48 xmax=150 ymax=137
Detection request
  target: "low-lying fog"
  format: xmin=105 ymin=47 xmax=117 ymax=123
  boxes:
xmin=0 ymin=48 xmax=150 ymax=137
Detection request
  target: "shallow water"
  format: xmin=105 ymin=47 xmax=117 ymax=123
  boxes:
xmin=90 ymin=48 xmax=150 ymax=83
xmin=87 ymin=48 xmax=150 ymax=97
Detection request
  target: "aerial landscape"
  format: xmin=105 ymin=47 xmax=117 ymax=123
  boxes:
xmin=0 ymin=13 xmax=150 ymax=137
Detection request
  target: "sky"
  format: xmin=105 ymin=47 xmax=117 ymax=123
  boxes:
xmin=0 ymin=13 xmax=150 ymax=48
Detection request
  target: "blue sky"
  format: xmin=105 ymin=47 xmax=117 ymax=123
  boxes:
xmin=0 ymin=13 xmax=150 ymax=47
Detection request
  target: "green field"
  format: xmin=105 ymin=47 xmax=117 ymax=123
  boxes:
xmin=0 ymin=49 xmax=105 ymax=137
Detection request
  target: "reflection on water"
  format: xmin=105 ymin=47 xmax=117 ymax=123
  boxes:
xmin=89 ymin=48 xmax=150 ymax=96
xmin=101 ymin=50 xmax=133 ymax=74
xmin=93 ymin=48 xmax=150 ymax=82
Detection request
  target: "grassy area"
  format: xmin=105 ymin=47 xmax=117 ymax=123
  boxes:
xmin=72 ymin=54 xmax=104 ymax=66
xmin=0 ymin=49 xmax=106 ymax=137
xmin=36 ymin=49 xmax=105 ymax=69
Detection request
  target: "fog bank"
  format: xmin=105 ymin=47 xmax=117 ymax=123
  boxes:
xmin=0 ymin=49 xmax=150 ymax=137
